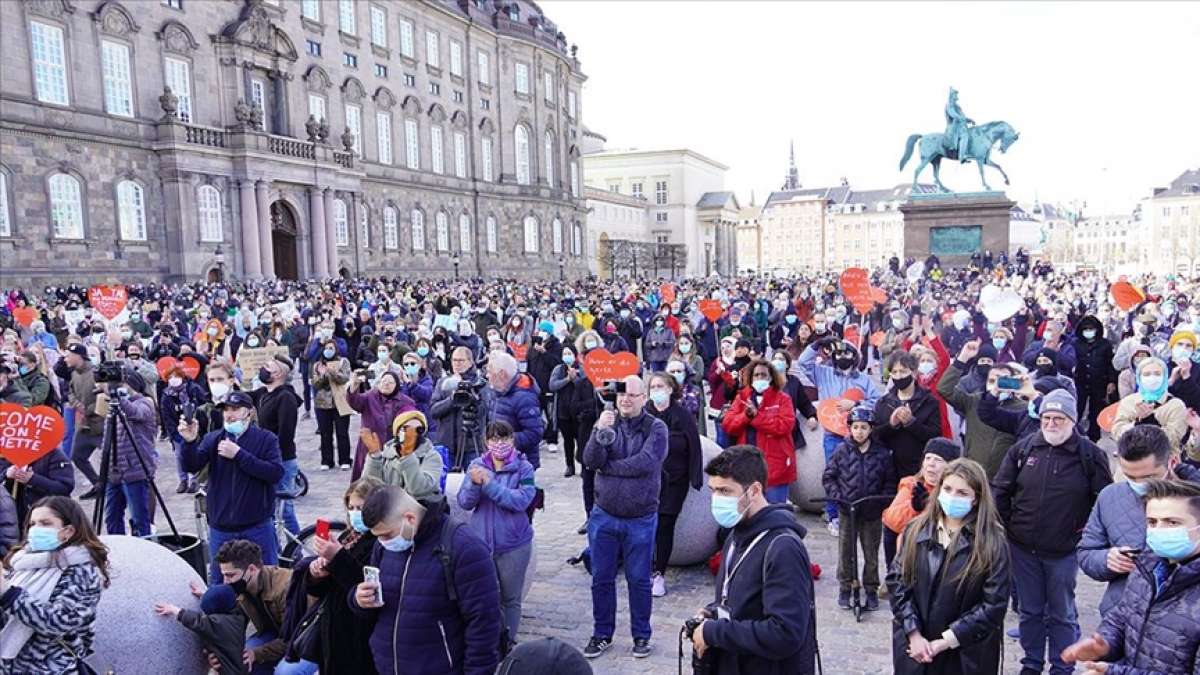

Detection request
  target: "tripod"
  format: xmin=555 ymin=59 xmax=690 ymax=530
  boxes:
xmin=91 ymin=394 xmax=181 ymax=541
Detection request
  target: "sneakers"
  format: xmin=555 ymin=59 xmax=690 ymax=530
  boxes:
xmin=175 ymin=480 xmax=188 ymax=494
xmin=339 ymin=463 xmax=351 ymax=471
xmin=577 ymin=521 xmax=589 ymax=535
xmin=1007 ymin=626 xmax=1021 ymax=640
xmin=651 ymin=573 xmax=666 ymax=598
xmin=838 ymin=589 xmax=852 ymax=609
xmin=563 ymin=467 xmax=576 ymax=478
xmin=301 ymin=410 xmax=311 ymax=420
xmin=632 ymin=638 xmax=651 ymax=658
xmin=320 ymin=464 xmax=333 ymax=471
xmin=826 ymin=518 xmax=840 ymax=537
xmin=864 ymin=594 xmax=880 ymax=611
xmin=582 ymin=637 xmax=612 ymax=659
xmin=187 ymin=478 xmax=199 ymax=494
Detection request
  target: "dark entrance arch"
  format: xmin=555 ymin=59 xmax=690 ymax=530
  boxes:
xmin=270 ymin=201 xmax=300 ymax=280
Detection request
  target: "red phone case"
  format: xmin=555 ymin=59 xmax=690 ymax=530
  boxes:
xmin=315 ymin=518 xmax=330 ymax=540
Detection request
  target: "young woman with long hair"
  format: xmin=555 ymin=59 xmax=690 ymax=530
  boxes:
xmin=888 ymin=458 xmax=1010 ymax=675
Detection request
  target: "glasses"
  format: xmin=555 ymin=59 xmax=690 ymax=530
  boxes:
xmin=1041 ymin=415 xmax=1070 ymax=426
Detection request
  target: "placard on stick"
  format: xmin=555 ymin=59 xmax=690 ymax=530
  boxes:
xmin=0 ymin=404 xmax=66 ymax=467
xmin=582 ymin=348 xmax=640 ymax=389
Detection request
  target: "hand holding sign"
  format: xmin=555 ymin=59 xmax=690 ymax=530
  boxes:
xmin=698 ymin=299 xmax=724 ymax=323
xmin=581 ymin=348 xmax=640 ymax=389
xmin=87 ymin=285 xmax=128 ymax=321
xmin=0 ymin=404 xmax=66 ymax=467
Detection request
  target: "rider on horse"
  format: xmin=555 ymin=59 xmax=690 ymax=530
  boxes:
xmin=944 ymin=87 xmax=974 ymax=163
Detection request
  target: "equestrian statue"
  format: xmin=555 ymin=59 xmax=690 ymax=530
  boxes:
xmin=899 ymin=87 xmax=1020 ymax=193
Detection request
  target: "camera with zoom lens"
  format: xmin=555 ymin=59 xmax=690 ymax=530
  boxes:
xmin=454 ymin=378 xmax=485 ymax=430
xmin=95 ymin=361 xmax=124 ymax=384
xmin=680 ymin=602 xmax=726 ymax=675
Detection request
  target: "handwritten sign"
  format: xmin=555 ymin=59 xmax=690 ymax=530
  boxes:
xmin=1109 ymin=282 xmax=1144 ymax=312
xmin=13 ymin=307 xmax=38 ymax=328
xmin=236 ymin=346 xmax=290 ymax=374
xmin=840 ymin=268 xmax=874 ymax=314
xmin=87 ymin=285 xmax=128 ymax=321
xmin=582 ymin=348 xmax=640 ymax=389
xmin=698 ymin=299 xmax=724 ymax=323
xmin=0 ymin=404 xmax=66 ymax=467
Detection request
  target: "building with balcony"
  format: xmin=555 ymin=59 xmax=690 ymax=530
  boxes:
xmin=0 ymin=0 xmax=588 ymax=286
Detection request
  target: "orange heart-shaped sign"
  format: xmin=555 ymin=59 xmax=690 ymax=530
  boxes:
xmin=844 ymin=387 xmax=865 ymax=402
xmin=156 ymin=356 xmax=179 ymax=380
xmin=157 ymin=356 xmax=202 ymax=380
xmin=816 ymin=399 xmax=850 ymax=436
xmin=870 ymin=287 xmax=888 ymax=305
xmin=13 ymin=306 xmax=38 ymax=328
xmin=840 ymin=268 xmax=874 ymax=314
xmin=659 ymin=283 xmax=676 ymax=305
xmin=698 ymin=299 xmax=725 ymax=323
xmin=869 ymin=331 xmax=886 ymax=347
xmin=1109 ymin=282 xmax=1144 ymax=312
xmin=0 ymin=404 xmax=66 ymax=467
xmin=179 ymin=355 xmax=202 ymax=380
xmin=87 ymin=285 xmax=128 ymax=321
xmin=1097 ymin=402 xmax=1120 ymax=433
xmin=582 ymin=348 xmax=641 ymax=389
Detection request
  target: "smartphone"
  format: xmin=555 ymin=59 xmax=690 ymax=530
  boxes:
xmin=182 ymin=401 xmax=196 ymax=424
xmin=315 ymin=518 xmax=331 ymax=541
xmin=362 ymin=566 xmax=383 ymax=606
xmin=996 ymin=376 xmax=1022 ymax=391
xmin=1121 ymin=548 xmax=1143 ymax=558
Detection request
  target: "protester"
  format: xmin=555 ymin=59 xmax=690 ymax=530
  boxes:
xmin=253 ymin=355 xmax=303 ymax=533
xmin=722 ymin=359 xmax=798 ymax=504
xmin=1112 ymin=356 xmax=1190 ymax=451
xmin=548 ymin=345 xmax=584 ymax=477
xmin=487 ymin=352 xmax=545 ymax=470
xmin=937 ymin=340 xmax=1025 ymax=478
xmin=771 ymin=350 xmax=818 ymax=449
xmin=348 ymin=371 xmax=416 ymax=478
xmin=882 ymin=437 xmax=961 ymax=570
xmin=644 ymin=372 xmax=702 ymax=598
xmin=210 ymin=539 xmax=294 ymax=675
xmin=430 ymin=346 xmax=490 ymax=471
xmin=312 ymin=339 xmax=353 ymax=470
xmin=1 ymin=445 xmax=73 ymax=529
xmin=99 ymin=367 xmax=157 ymax=536
xmin=160 ymin=362 xmax=209 ymax=493
xmin=64 ymin=344 xmax=104 ymax=499
xmin=363 ymin=411 xmax=443 ymax=500
xmin=154 ymin=584 xmax=249 ymax=675
xmin=1072 ymin=314 xmax=1118 ymax=441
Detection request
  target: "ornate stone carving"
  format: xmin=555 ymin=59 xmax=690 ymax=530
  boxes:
xmin=341 ymin=77 xmax=366 ymax=103
xmin=341 ymin=127 xmax=356 ymax=153
xmin=305 ymin=115 xmax=320 ymax=143
xmin=428 ymin=103 xmax=447 ymax=124
xmin=304 ymin=65 xmax=332 ymax=92
xmin=234 ymin=98 xmax=252 ymax=124
xmin=318 ymin=118 xmax=330 ymax=143
xmin=248 ymin=101 xmax=264 ymax=129
xmin=401 ymin=95 xmax=423 ymax=116
xmin=158 ymin=20 xmax=199 ymax=54
xmin=25 ymin=0 xmax=75 ymax=20
xmin=373 ymin=87 xmax=396 ymax=110
xmin=159 ymin=86 xmax=179 ymax=118
xmin=217 ymin=0 xmax=299 ymax=61
xmin=93 ymin=2 xmax=139 ymax=36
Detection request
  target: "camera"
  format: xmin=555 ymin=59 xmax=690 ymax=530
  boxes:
xmin=454 ymin=378 xmax=485 ymax=431
xmin=680 ymin=603 xmax=725 ymax=675
xmin=598 ymin=380 xmax=627 ymax=404
xmin=95 ymin=361 xmax=124 ymax=384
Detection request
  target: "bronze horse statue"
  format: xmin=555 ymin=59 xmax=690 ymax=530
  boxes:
xmin=899 ymin=121 xmax=1020 ymax=192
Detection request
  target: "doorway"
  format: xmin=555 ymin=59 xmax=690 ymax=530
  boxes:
xmin=270 ymin=201 xmax=299 ymax=280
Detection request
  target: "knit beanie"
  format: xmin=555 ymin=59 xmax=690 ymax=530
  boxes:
xmin=200 ymin=584 xmax=237 ymax=615
xmin=1039 ymin=388 xmax=1078 ymax=423
xmin=1169 ymin=329 xmax=1197 ymax=350
xmin=924 ymin=438 xmax=962 ymax=463
xmin=391 ymin=410 xmax=428 ymax=436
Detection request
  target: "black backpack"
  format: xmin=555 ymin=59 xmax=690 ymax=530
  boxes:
xmin=436 ymin=519 xmax=512 ymax=659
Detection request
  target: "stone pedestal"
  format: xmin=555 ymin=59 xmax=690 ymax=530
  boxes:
xmin=900 ymin=193 xmax=1015 ymax=267
xmin=667 ymin=437 xmax=724 ymax=566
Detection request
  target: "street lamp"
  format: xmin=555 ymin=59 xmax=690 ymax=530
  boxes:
xmin=558 ymin=256 xmax=565 ymax=281
xmin=214 ymin=245 xmax=226 ymax=282
xmin=452 ymin=251 xmax=460 ymax=281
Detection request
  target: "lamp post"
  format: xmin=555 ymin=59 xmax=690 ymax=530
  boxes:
xmin=214 ymin=245 xmax=226 ymax=282
xmin=558 ymin=255 xmax=565 ymax=281
xmin=452 ymin=251 xmax=460 ymax=281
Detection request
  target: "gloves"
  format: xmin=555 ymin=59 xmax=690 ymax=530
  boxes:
xmin=911 ymin=481 xmax=929 ymax=513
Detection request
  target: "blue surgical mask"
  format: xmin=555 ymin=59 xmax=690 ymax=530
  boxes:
xmin=562 ymin=353 xmax=576 ymax=366
xmin=938 ymin=493 xmax=973 ymax=519
xmin=17 ymin=365 xmax=31 ymax=376
xmin=785 ymin=315 xmax=797 ymax=325
xmin=378 ymin=521 xmax=414 ymax=552
xmin=416 ymin=346 xmax=430 ymax=357
xmin=711 ymin=493 xmax=747 ymax=528
xmin=224 ymin=419 xmax=248 ymax=437
xmin=751 ymin=380 xmax=770 ymax=394
xmin=27 ymin=526 xmax=63 ymax=552
xmin=1128 ymin=480 xmax=1150 ymax=497
xmin=323 ymin=348 xmax=336 ymax=359
xmin=918 ymin=362 xmax=936 ymax=376
xmin=403 ymin=364 xmax=420 ymax=377
xmin=992 ymin=337 xmax=1008 ymax=350
xmin=1145 ymin=525 xmax=1200 ymax=561
xmin=772 ymin=361 xmax=788 ymax=375
xmin=349 ymin=510 xmax=368 ymax=533
xmin=671 ymin=372 xmax=685 ymax=385
xmin=679 ymin=343 xmax=692 ymax=354
xmin=1082 ymin=329 xmax=1097 ymax=340
xmin=649 ymin=390 xmax=670 ymax=408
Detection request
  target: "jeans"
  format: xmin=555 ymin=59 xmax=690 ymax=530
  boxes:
xmin=559 ymin=418 xmax=579 ymax=473
xmin=208 ymin=518 xmax=278 ymax=585
xmin=1010 ymin=544 xmax=1080 ymax=675
xmin=883 ymin=527 xmax=898 ymax=571
xmin=836 ymin=508 xmax=882 ymax=593
xmin=588 ymin=506 xmax=656 ymax=640
xmin=315 ymin=407 xmax=351 ymax=466
xmin=765 ymin=485 xmax=790 ymax=504
xmin=494 ymin=541 xmax=533 ymax=639
xmin=170 ymin=434 xmax=192 ymax=483
xmin=274 ymin=659 xmax=318 ymax=675
xmin=104 ymin=480 xmax=151 ymax=536
xmin=62 ymin=405 xmax=76 ymax=460
xmin=822 ymin=433 xmax=842 ymax=521
xmin=246 ymin=631 xmax=280 ymax=675
xmin=72 ymin=431 xmax=102 ymax=487
xmin=276 ymin=459 xmax=300 ymax=535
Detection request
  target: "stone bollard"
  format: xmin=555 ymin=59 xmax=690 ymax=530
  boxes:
xmin=666 ymin=436 xmax=724 ymax=566
xmin=790 ymin=423 xmax=829 ymax=513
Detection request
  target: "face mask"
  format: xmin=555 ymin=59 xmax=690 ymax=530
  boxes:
xmin=711 ymin=492 xmax=747 ymax=528
xmin=229 ymin=577 xmax=249 ymax=595
xmin=992 ymin=337 xmax=1007 ymax=350
xmin=918 ymin=362 xmax=936 ymax=376
xmin=323 ymin=348 xmax=336 ymax=359
xmin=562 ymin=354 xmax=575 ymax=366
xmin=891 ymin=374 xmax=913 ymax=391
xmin=258 ymin=368 xmax=273 ymax=385
xmin=577 ymin=306 xmax=588 ymax=314
xmin=1036 ymin=363 xmax=1055 ymax=377
xmin=224 ymin=419 xmax=247 ymax=437
xmin=1173 ymin=346 xmax=1193 ymax=365
xmin=751 ymin=379 xmax=770 ymax=394
xmin=487 ymin=440 xmax=516 ymax=462
xmin=835 ymin=355 xmax=856 ymax=371
xmin=120 ymin=330 xmax=133 ymax=341
xmin=1128 ymin=480 xmax=1151 ymax=497
xmin=207 ymin=327 xmax=219 ymax=337
xmin=17 ymin=364 xmax=32 ymax=376
xmin=210 ymin=382 xmax=231 ymax=401
xmin=377 ymin=350 xmax=390 ymax=361
xmin=938 ymin=493 xmax=973 ymax=519
xmin=378 ymin=522 xmax=414 ymax=552
xmin=246 ymin=337 xmax=260 ymax=348
xmin=403 ymin=364 xmax=420 ymax=377
xmin=1145 ymin=525 xmax=1200 ymax=561
xmin=1082 ymin=329 xmax=1097 ymax=341
xmin=975 ymin=364 xmax=992 ymax=379
xmin=997 ymin=391 xmax=1013 ymax=402
xmin=678 ymin=342 xmax=692 ymax=354
xmin=813 ymin=322 xmax=826 ymax=332
xmin=772 ymin=360 xmax=788 ymax=375
xmin=784 ymin=315 xmax=797 ymax=325
xmin=319 ymin=330 xmax=332 ymax=340
xmin=169 ymin=376 xmax=184 ymax=388
xmin=671 ymin=372 xmax=685 ymax=385
xmin=620 ymin=310 xmax=630 ymax=319
xmin=654 ymin=321 xmax=664 ymax=329
xmin=416 ymin=346 xmax=430 ymax=357
xmin=349 ymin=510 xmax=368 ymax=533
xmin=584 ymin=339 xmax=598 ymax=351
xmin=26 ymin=525 xmax=63 ymax=552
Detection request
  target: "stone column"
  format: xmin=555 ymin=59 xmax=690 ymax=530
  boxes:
xmin=239 ymin=180 xmax=262 ymax=279
xmin=255 ymin=180 xmax=274 ymax=279
xmin=323 ymin=188 xmax=338 ymax=276
xmin=309 ymin=187 xmax=328 ymax=278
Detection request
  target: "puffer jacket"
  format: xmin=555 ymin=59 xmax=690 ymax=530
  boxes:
xmin=348 ymin=387 xmax=417 ymax=470
xmin=350 ymin=499 xmax=502 ymax=675
xmin=102 ymin=394 xmax=158 ymax=484
xmin=1111 ymin=393 xmax=1190 ymax=452
xmin=1093 ymin=551 xmax=1200 ymax=675
xmin=642 ymin=325 xmax=676 ymax=364
xmin=1078 ymin=463 xmax=1200 ymax=614
xmin=821 ymin=438 xmax=897 ymax=519
xmin=363 ymin=437 xmax=444 ymax=501
xmin=722 ymin=387 xmax=797 ymax=488
xmin=488 ymin=373 xmax=544 ymax=469
xmin=456 ymin=452 xmax=536 ymax=555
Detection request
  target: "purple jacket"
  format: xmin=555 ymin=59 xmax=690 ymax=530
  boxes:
xmin=582 ymin=411 xmax=668 ymax=519
xmin=103 ymin=394 xmax=158 ymax=484
xmin=347 ymin=388 xmax=416 ymax=460
xmin=456 ymin=453 xmax=536 ymax=555
xmin=1095 ymin=552 xmax=1200 ymax=674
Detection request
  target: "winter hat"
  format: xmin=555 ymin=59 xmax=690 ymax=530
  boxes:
xmin=1039 ymin=388 xmax=1078 ymax=423
xmin=498 ymin=637 xmax=593 ymax=675
xmin=391 ymin=410 xmax=428 ymax=436
xmin=976 ymin=343 xmax=998 ymax=361
xmin=538 ymin=320 xmax=555 ymax=335
xmin=200 ymin=584 xmax=237 ymax=615
xmin=1169 ymin=329 xmax=1197 ymax=350
xmin=66 ymin=344 xmax=90 ymax=360
xmin=924 ymin=438 xmax=962 ymax=463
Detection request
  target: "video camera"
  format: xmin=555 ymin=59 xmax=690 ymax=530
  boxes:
xmin=454 ymin=377 xmax=486 ymax=432
xmin=598 ymin=380 xmax=627 ymax=405
xmin=680 ymin=602 xmax=726 ymax=675
xmin=95 ymin=361 xmax=125 ymax=384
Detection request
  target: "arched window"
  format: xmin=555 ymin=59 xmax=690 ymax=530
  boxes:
xmin=514 ymin=124 xmax=530 ymax=185
xmin=116 ymin=180 xmax=145 ymax=241
xmin=197 ymin=184 xmax=222 ymax=242
xmin=49 ymin=173 xmax=84 ymax=239
xmin=435 ymin=211 xmax=450 ymax=252
xmin=543 ymin=131 xmax=555 ymax=187
xmin=383 ymin=206 xmax=398 ymax=249
xmin=458 ymin=213 xmax=471 ymax=252
xmin=572 ymin=222 xmax=583 ymax=256
xmin=333 ymin=198 xmax=349 ymax=245
xmin=523 ymin=215 xmax=539 ymax=253
xmin=486 ymin=215 xmax=497 ymax=253
xmin=411 ymin=209 xmax=425 ymax=251
xmin=552 ymin=217 xmax=563 ymax=254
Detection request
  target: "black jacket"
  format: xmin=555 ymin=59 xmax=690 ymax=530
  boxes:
xmin=1073 ymin=316 xmax=1117 ymax=396
xmin=822 ymin=440 xmax=897 ymax=519
xmin=991 ymin=430 xmax=1112 ymax=556
xmin=872 ymin=386 xmax=943 ymax=478
xmin=647 ymin=402 xmax=703 ymax=516
xmin=287 ymin=531 xmax=379 ymax=675
xmin=781 ymin=375 xmax=817 ymax=450
xmin=254 ymin=384 xmax=302 ymax=462
xmin=888 ymin=519 xmax=1011 ymax=675
xmin=177 ymin=608 xmax=249 ymax=675
xmin=703 ymin=504 xmax=816 ymax=675
xmin=1 ymin=449 xmax=75 ymax=525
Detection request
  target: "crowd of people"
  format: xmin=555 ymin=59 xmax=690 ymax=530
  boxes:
xmin=0 ymin=258 xmax=1198 ymax=674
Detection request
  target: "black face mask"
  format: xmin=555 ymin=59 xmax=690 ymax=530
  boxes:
xmin=258 ymin=367 xmax=272 ymax=384
xmin=835 ymin=355 xmax=856 ymax=371
xmin=230 ymin=577 xmax=249 ymax=595
xmin=891 ymin=374 xmax=913 ymax=391
xmin=1036 ymin=363 xmax=1056 ymax=377
xmin=975 ymin=364 xmax=992 ymax=379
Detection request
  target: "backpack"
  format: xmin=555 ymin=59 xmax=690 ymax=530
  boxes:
xmin=436 ymin=519 xmax=512 ymax=659
xmin=430 ymin=444 xmax=451 ymax=491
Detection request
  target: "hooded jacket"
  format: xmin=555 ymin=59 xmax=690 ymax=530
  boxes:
xmin=364 ymin=437 xmax=444 ymax=501
xmin=348 ymin=386 xmax=418 ymax=471
xmin=102 ymin=393 xmax=158 ymax=484
xmin=1093 ymin=551 xmax=1200 ymax=675
xmin=456 ymin=451 xmax=536 ymax=555
xmin=254 ymin=383 xmax=302 ymax=462
xmin=1073 ymin=315 xmax=1118 ymax=395
xmin=872 ymin=385 xmax=944 ymax=478
xmin=702 ymin=504 xmax=816 ymax=675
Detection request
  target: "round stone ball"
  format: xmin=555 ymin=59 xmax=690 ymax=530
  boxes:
xmin=667 ymin=436 xmax=724 ymax=566
xmin=790 ymin=424 xmax=829 ymax=513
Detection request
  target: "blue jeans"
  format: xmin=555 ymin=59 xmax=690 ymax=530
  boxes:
xmin=208 ymin=518 xmax=278 ymax=585
xmin=62 ymin=405 xmax=76 ymax=460
xmin=822 ymin=433 xmax=843 ymax=521
xmin=276 ymin=459 xmax=300 ymax=535
xmin=170 ymin=434 xmax=193 ymax=483
xmin=765 ymin=484 xmax=789 ymax=504
xmin=274 ymin=659 xmax=318 ymax=675
xmin=714 ymin=423 xmax=731 ymax=449
xmin=245 ymin=631 xmax=281 ymax=675
xmin=588 ymin=506 xmax=656 ymax=641
xmin=1010 ymin=544 xmax=1080 ymax=675
xmin=104 ymin=480 xmax=151 ymax=536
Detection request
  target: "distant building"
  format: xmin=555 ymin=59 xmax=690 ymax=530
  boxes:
xmin=1142 ymin=168 xmax=1200 ymax=274
xmin=735 ymin=192 xmax=762 ymax=273
xmin=1074 ymin=211 xmax=1142 ymax=269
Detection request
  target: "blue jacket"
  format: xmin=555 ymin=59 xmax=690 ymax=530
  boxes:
xmin=1094 ymin=552 xmax=1200 ymax=675
xmin=582 ymin=411 xmax=668 ymax=519
xmin=797 ymin=344 xmax=882 ymax=411
xmin=456 ymin=453 xmax=536 ymax=555
xmin=1078 ymin=463 xmax=1200 ymax=614
xmin=349 ymin=501 xmax=501 ymax=675
xmin=181 ymin=425 xmax=284 ymax=530
xmin=488 ymin=373 xmax=544 ymax=469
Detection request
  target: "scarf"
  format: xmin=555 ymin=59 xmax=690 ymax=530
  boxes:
xmin=0 ymin=545 xmax=94 ymax=659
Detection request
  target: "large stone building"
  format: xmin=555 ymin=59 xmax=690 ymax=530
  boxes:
xmin=1142 ymin=168 xmax=1200 ymax=275
xmin=0 ymin=0 xmax=588 ymax=286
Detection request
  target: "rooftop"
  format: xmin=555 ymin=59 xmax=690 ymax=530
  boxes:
xmin=696 ymin=191 xmax=740 ymax=210
xmin=1150 ymin=168 xmax=1200 ymax=199
xmin=584 ymin=148 xmax=729 ymax=171
xmin=763 ymin=183 xmax=937 ymax=210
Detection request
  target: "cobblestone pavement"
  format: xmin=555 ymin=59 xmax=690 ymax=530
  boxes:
xmin=114 ymin=406 xmax=1104 ymax=675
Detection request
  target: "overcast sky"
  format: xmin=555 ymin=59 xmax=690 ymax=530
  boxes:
xmin=542 ymin=1 xmax=1200 ymax=215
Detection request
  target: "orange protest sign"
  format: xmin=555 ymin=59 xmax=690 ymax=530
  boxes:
xmin=659 ymin=283 xmax=676 ymax=305
xmin=0 ymin=404 xmax=66 ymax=467
xmin=582 ymin=348 xmax=641 ymax=389
xmin=844 ymin=387 xmax=865 ymax=402
xmin=840 ymin=268 xmax=874 ymax=314
xmin=1109 ymin=282 xmax=1144 ymax=311
xmin=87 ymin=284 xmax=128 ymax=320
xmin=157 ymin=356 xmax=202 ymax=380
xmin=1097 ymin=402 xmax=1120 ymax=433
xmin=870 ymin=287 xmax=888 ymax=305
xmin=698 ymin=299 xmax=724 ymax=323
xmin=817 ymin=400 xmax=850 ymax=436
xmin=844 ymin=325 xmax=861 ymax=349
xmin=180 ymin=355 xmax=202 ymax=379
xmin=869 ymin=331 xmax=886 ymax=347
xmin=13 ymin=306 xmax=38 ymax=328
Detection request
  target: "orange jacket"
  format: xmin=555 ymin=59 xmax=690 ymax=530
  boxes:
xmin=883 ymin=474 xmax=937 ymax=535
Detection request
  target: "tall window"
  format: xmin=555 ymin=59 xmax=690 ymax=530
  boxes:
xmin=48 ymin=174 xmax=83 ymax=239
xmin=101 ymin=41 xmax=133 ymax=117
xmin=543 ymin=131 xmax=555 ymax=187
xmin=30 ymin=22 xmax=68 ymax=105
xmin=0 ymin=174 xmax=9 ymax=237
xmin=486 ymin=215 xmax=497 ymax=253
xmin=344 ymin=104 xmax=362 ymax=154
xmin=411 ymin=209 xmax=425 ymax=250
xmin=477 ymin=51 xmax=490 ymax=85
xmin=481 ymin=136 xmax=494 ymax=182
xmin=572 ymin=222 xmax=583 ymax=256
xmin=430 ymin=125 xmax=444 ymax=174
xmin=116 ymin=180 xmax=146 ymax=241
xmin=631 ymin=182 xmax=644 ymax=199
xmin=453 ymin=132 xmax=466 ymax=178
xmin=425 ymin=31 xmax=439 ymax=67
xmin=301 ymin=0 xmax=320 ymax=21
xmin=523 ymin=216 xmax=539 ymax=253
xmin=458 ymin=213 xmax=471 ymax=252
xmin=655 ymin=180 xmax=668 ymax=205
xmin=568 ymin=90 xmax=577 ymax=118
xmin=552 ymin=217 xmax=563 ymax=254
xmin=435 ymin=211 xmax=449 ymax=252
xmin=399 ymin=19 xmax=414 ymax=58
xmin=369 ymin=5 xmax=386 ymax=47
xmin=333 ymin=199 xmax=349 ymax=245
xmin=514 ymin=125 xmax=530 ymax=185
xmin=449 ymin=41 xmax=463 ymax=77
xmin=515 ymin=62 xmax=529 ymax=94
xmin=404 ymin=118 xmax=419 ymax=168
xmin=197 ymin=185 xmax=222 ymax=242
xmin=164 ymin=57 xmax=192 ymax=123
xmin=308 ymin=94 xmax=327 ymax=122
xmin=338 ymin=0 xmax=356 ymax=35
xmin=543 ymin=71 xmax=554 ymax=103
xmin=376 ymin=111 xmax=392 ymax=164
xmin=570 ymin=161 xmax=579 ymax=197
xmin=383 ymin=206 xmax=398 ymax=249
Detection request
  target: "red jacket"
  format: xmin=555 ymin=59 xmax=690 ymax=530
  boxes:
xmin=722 ymin=387 xmax=797 ymax=487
